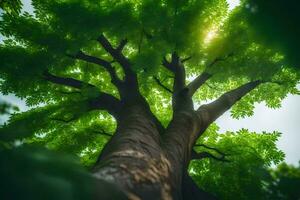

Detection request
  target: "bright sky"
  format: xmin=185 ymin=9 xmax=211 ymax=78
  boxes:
xmin=0 ymin=0 xmax=299 ymax=165
xmin=227 ymin=0 xmax=241 ymax=10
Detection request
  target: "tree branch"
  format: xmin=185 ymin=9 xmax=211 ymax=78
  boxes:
xmin=162 ymin=57 xmax=174 ymax=71
xmin=88 ymin=93 xmax=122 ymax=118
xmin=191 ymin=150 xmax=229 ymax=162
xmin=186 ymin=53 xmax=233 ymax=97
xmin=116 ymin=39 xmax=128 ymax=52
xmin=44 ymin=71 xmax=122 ymax=117
xmin=181 ymin=56 xmax=192 ymax=63
xmin=205 ymin=83 xmax=222 ymax=91
xmin=197 ymin=80 xmax=262 ymax=125
xmin=96 ymin=34 xmax=136 ymax=84
xmin=69 ymin=50 xmax=121 ymax=86
xmin=206 ymin=52 xmax=234 ymax=70
xmin=153 ymin=76 xmax=173 ymax=94
xmin=162 ymin=52 xmax=186 ymax=93
xmin=43 ymin=70 xmax=94 ymax=89
xmin=195 ymin=144 xmax=228 ymax=156
xmin=187 ymin=72 xmax=212 ymax=96
xmin=93 ymin=130 xmax=113 ymax=137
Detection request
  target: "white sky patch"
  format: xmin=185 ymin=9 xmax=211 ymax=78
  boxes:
xmin=216 ymin=89 xmax=300 ymax=165
xmin=227 ymin=0 xmax=241 ymax=11
xmin=21 ymin=0 xmax=34 ymax=15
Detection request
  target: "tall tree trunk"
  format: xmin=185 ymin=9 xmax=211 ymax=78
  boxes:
xmin=91 ymin=102 xmax=208 ymax=200
xmin=44 ymin=35 xmax=261 ymax=200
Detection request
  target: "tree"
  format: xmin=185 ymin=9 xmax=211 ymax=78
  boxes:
xmin=0 ymin=0 xmax=22 ymax=15
xmin=0 ymin=0 xmax=299 ymax=199
xmin=242 ymin=0 xmax=300 ymax=68
xmin=190 ymin=127 xmax=285 ymax=199
xmin=266 ymin=162 xmax=300 ymax=199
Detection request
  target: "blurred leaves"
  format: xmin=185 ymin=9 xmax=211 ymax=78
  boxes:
xmin=242 ymin=0 xmax=300 ymax=69
xmin=0 ymin=0 xmax=22 ymax=15
xmin=267 ymin=162 xmax=300 ymax=199
xmin=0 ymin=98 xmax=19 ymax=115
xmin=0 ymin=145 xmax=127 ymax=200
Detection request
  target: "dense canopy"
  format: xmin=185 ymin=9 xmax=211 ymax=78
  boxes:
xmin=0 ymin=0 xmax=299 ymax=199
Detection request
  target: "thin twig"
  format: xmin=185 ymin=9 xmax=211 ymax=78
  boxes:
xmin=153 ymin=76 xmax=173 ymax=94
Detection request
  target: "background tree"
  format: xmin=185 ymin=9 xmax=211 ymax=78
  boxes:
xmin=0 ymin=0 xmax=22 ymax=15
xmin=0 ymin=0 xmax=299 ymax=199
xmin=242 ymin=0 xmax=300 ymax=68
xmin=266 ymin=162 xmax=300 ymax=199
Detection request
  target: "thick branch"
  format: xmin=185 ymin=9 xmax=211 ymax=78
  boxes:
xmin=44 ymin=71 xmax=121 ymax=117
xmin=187 ymin=72 xmax=212 ymax=96
xmin=88 ymin=93 xmax=122 ymax=118
xmin=162 ymin=52 xmax=186 ymax=93
xmin=50 ymin=93 xmax=121 ymax=121
xmin=153 ymin=76 xmax=173 ymax=94
xmin=43 ymin=70 xmax=94 ymax=89
xmin=162 ymin=57 xmax=174 ymax=71
xmin=97 ymin=34 xmax=136 ymax=83
xmin=162 ymin=53 xmax=195 ymax=112
xmin=197 ymin=80 xmax=262 ymax=125
xmin=186 ymin=53 xmax=233 ymax=97
xmin=70 ymin=51 xmax=121 ymax=86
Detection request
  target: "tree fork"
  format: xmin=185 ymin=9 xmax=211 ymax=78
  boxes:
xmin=70 ymin=50 xmax=122 ymax=87
xmin=44 ymin=37 xmax=262 ymax=199
xmin=96 ymin=34 xmax=137 ymax=85
xmin=92 ymin=103 xmax=171 ymax=200
xmin=44 ymin=53 xmax=263 ymax=199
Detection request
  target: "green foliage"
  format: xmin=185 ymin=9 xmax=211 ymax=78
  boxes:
xmin=0 ymin=0 xmax=299 ymax=126
xmin=0 ymin=102 xmax=115 ymax=166
xmin=190 ymin=125 xmax=285 ymax=199
xmin=0 ymin=144 xmax=128 ymax=200
xmin=0 ymin=0 xmax=22 ymax=15
xmin=0 ymin=145 xmax=95 ymax=200
xmin=0 ymin=0 xmax=299 ymax=199
xmin=242 ymin=0 xmax=300 ymax=69
xmin=266 ymin=162 xmax=300 ymax=199
xmin=0 ymin=99 xmax=19 ymax=115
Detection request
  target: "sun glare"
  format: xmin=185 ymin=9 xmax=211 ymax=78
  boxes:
xmin=204 ymin=28 xmax=218 ymax=45
xmin=202 ymin=0 xmax=240 ymax=45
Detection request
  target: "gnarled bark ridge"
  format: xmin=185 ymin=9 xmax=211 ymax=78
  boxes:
xmin=45 ymin=35 xmax=262 ymax=200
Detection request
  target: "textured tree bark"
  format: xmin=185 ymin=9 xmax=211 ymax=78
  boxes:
xmin=89 ymin=51 xmax=216 ymax=200
xmin=92 ymin=103 xmax=175 ymax=200
xmin=89 ymin=80 xmax=260 ymax=199
xmin=44 ymin=61 xmax=260 ymax=199
xmin=91 ymin=100 xmax=210 ymax=200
